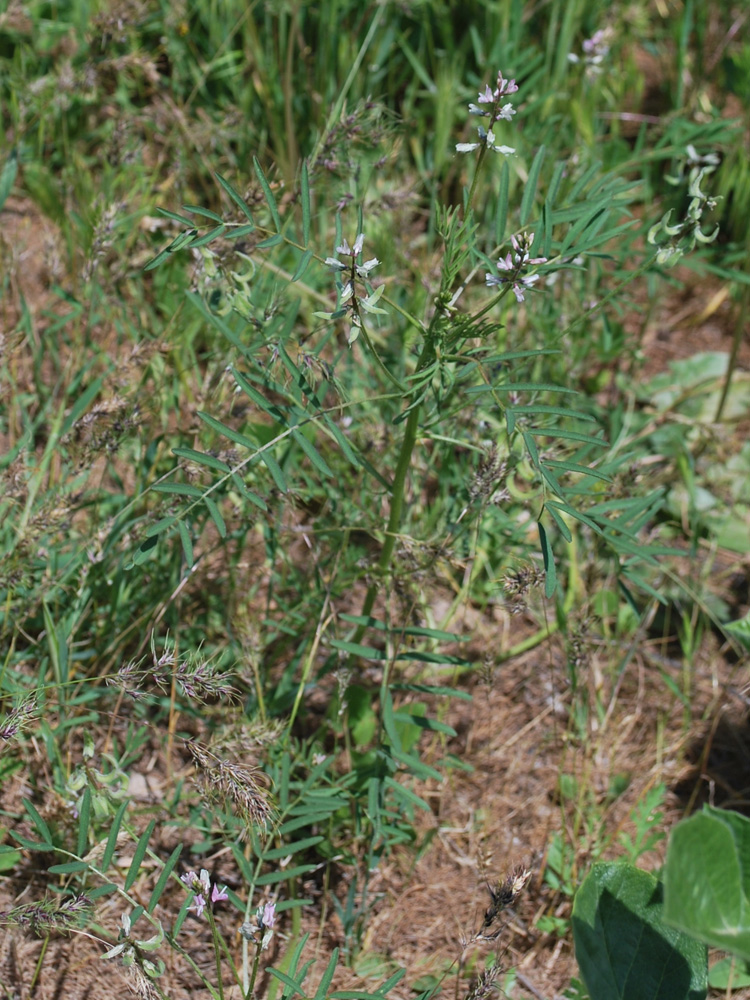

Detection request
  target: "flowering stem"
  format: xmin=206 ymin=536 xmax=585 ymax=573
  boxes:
xmin=353 ymin=340 xmax=431 ymax=642
xmin=206 ymin=908 xmax=226 ymax=1000
xmin=246 ymin=943 xmax=262 ymax=1000
xmin=465 ymin=143 xmax=488 ymax=218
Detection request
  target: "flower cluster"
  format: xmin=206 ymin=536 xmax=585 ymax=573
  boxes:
xmin=456 ymin=71 xmax=518 ymax=155
xmin=181 ymin=869 xmax=228 ymax=918
xmin=485 ymin=232 xmax=547 ymax=302
xmin=568 ymin=29 xmax=613 ymax=79
xmin=325 ymin=233 xmax=380 ymax=279
xmin=240 ymin=899 xmax=277 ymax=951
xmin=322 ymin=233 xmax=385 ymax=346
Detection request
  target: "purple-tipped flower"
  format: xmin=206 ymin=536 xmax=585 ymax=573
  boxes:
xmin=211 ymin=884 xmax=228 ymax=904
xmin=485 ymin=232 xmax=547 ymax=302
xmin=181 ymin=869 xmax=228 ymax=918
xmin=458 ymin=70 xmax=519 ymax=156
xmin=260 ymin=901 xmax=276 ymax=929
xmin=326 ymin=233 xmax=379 ymax=278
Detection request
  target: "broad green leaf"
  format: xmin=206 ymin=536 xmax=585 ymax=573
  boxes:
xmin=124 ymin=820 xmax=155 ymax=892
xmin=664 ymin=807 xmax=750 ymax=962
xmin=708 ymin=957 xmax=750 ymax=990
xmin=573 ymin=861 xmax=707 ymax=1000
xmin=215 ymin=172 xmax=255 ymax=223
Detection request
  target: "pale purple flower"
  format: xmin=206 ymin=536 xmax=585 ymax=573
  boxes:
xmin=326 ymin=233 xmax=379 ymax=278
xmin=260 ymin=900 xmax=276 ymax=928
xmin=485 ymin=232 xmax=547 ymax=302
xmin=211 ymin=884 xmax=228 ymax=904
xmin=458 ymin=71 xmax=519 ymax=155
xmin=182 ymin=869 xmax=226 ymax=918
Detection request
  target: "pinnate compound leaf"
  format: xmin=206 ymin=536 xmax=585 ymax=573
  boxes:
xmin=664 ymin=807 xmax=750 ymax=962
xmin=573 ymin=861 xmax=707 ymax=1000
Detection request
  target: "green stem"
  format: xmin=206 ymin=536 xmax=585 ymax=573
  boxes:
xmin=353 ymin=399 xmax=422 ymax=643
xmin=206 ymin=908 xmax=226 ymax=1000
xmin=247 ymin=942 xmax=262 ymax=1000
